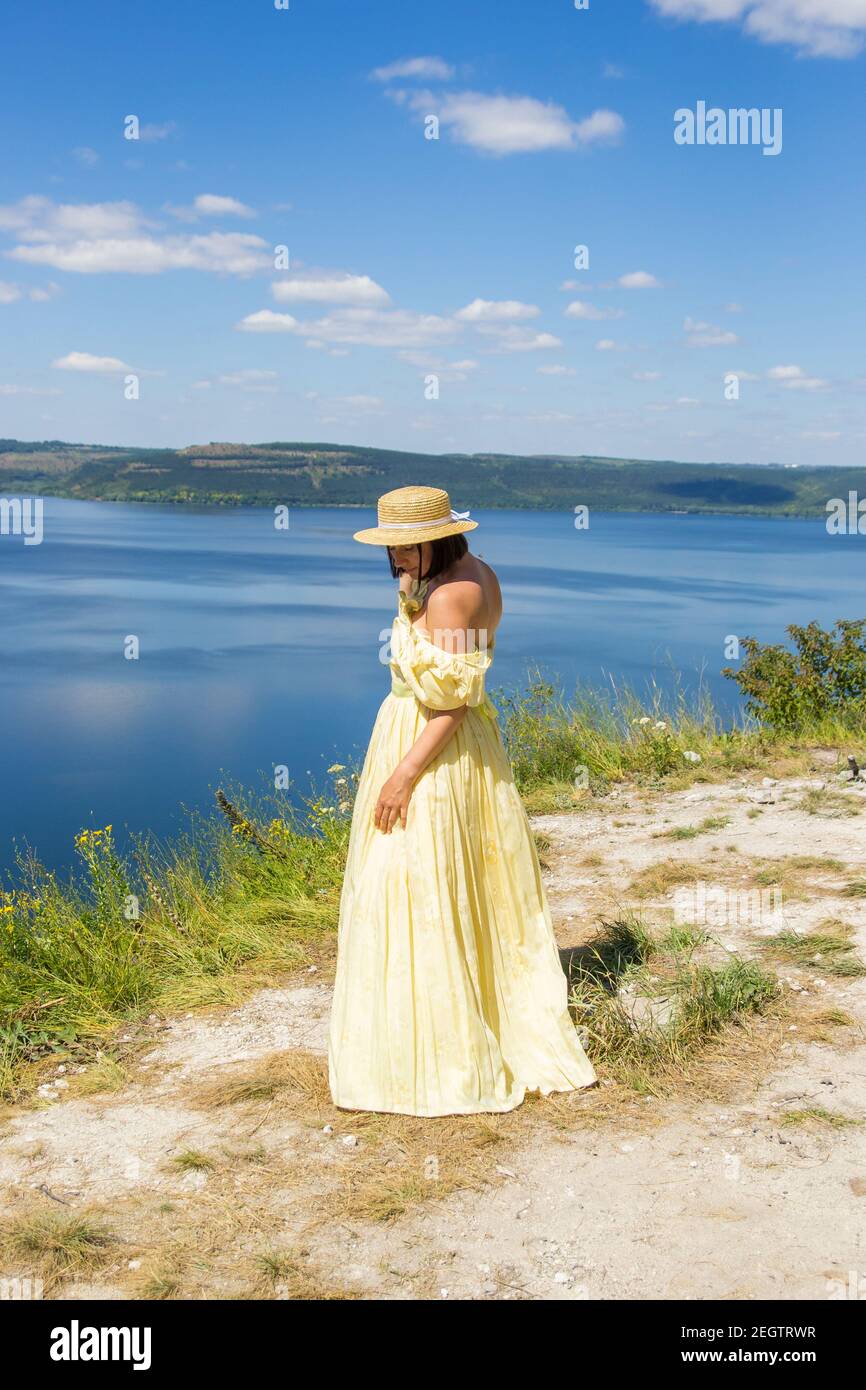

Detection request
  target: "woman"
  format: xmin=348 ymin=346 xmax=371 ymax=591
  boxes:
xmin=328 ymin=485 xmax=597 ymax=1116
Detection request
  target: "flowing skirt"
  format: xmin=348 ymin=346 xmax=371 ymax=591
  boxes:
xmin=327 ymin=692 xmax=597 ymax=1116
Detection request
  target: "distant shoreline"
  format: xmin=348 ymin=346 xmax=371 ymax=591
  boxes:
xmin=2 ymin=439 xmax=863 ymax=521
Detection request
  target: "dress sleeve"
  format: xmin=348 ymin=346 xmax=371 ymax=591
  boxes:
xmin=392 ymin=616 xmax=492 ymax=711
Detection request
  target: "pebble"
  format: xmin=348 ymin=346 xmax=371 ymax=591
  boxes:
xmin=342 ymin=1134 xmax=358 ymax=1148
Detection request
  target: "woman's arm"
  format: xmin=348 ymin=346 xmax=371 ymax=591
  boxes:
xmin=374 ymin=705 xmax=468 ymax=833
xmin=374 ymin=584 xmax=478 ymax=834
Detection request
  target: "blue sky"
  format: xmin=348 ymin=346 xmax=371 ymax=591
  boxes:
xmin=1 ymin=0 xmax=864 ymax=465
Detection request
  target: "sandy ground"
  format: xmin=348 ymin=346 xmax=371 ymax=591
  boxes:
xmin=1 ymin=767 xmax=864 ymax=1301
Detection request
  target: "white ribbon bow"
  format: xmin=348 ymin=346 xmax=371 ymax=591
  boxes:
xmin=388 ymin=508 xmax=471 ymax=529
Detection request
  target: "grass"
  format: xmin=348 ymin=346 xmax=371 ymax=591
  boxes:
xmin=0 ymin=779 xmax=350 ymax=1098
xmin=656 ymin=816 xmax=731 ymax=840
xmin=0 ymin=1211 xmax=116 ymax=1293
xmin=800 ymin=787 xmax=862 ymax=818
xmin=761 ymin=922 xmax=866 ymax=978
xmin=171 ymin=1148 xmax=217 ymax=1173
xmin=0 ymin=671 xmax=863 ymax=1101
xmin=779 ymin=1106 xmax=862 ymax=1129
xmin=567 ymin=915 xmax=781 ymax=1096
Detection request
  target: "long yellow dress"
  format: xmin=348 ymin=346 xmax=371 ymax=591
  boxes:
xmin=327 ymin=588 xmax=598 ymax=1116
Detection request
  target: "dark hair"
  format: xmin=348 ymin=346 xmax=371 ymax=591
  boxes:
xmin=387 ymin=534 xmax=469 ymax=581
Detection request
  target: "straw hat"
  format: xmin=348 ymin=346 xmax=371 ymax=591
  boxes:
xmin=353 ymin=485 xmax=478 ymax=546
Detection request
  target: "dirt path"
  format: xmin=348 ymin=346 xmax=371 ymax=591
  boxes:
xmin=2 ymin=768 xmax=865 ymax=1301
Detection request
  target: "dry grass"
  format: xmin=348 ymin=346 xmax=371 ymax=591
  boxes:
xmin=759 ymin=921 xmax=866 ymax=978
xmin=779 ymin=1106 xmax=862 ymax=1129
xmin=0 ymin=1210 xmax=117 ymax=1295
xmin=799 ymin=787 xmax=863 ymax=818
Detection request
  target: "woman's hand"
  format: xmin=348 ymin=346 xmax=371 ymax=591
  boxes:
xmin=374 ymin=765 xmax=415 ymax=834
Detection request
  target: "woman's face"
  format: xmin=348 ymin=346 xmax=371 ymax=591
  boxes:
xmin=390 ymin=543 xmax=430 ymax=578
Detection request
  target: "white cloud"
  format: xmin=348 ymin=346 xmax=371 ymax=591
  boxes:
xmin=0 ymin=197 xmax=269 ymax=275
xmin=633 ymin=369 xmax=663 ymax=380
xmin=371 ymin=56 xmax=454 ymax=81
xmin=603 ymin=62 xmax=626 ymax=78
xmin=72 ymin=146 xmax=100 ymax=167
xmin=0 ymin=196 xmax=145 ymax=240
xmin=52 ymin=351 xmax=133 ymax=373
xmin=10 ymin=232 xmax=269 ymax=275
xmin=217 ymin=369 xmax=279 ymax=393
xmin=767 ymin=363 xmax=829 ymax=390
xmin=397 ymin=351 xmax=478 ymax=379
xmin=237 ymin=310 xmax=299 ymax=333
xmin=456 ymin=297 xmax=540 ymax=322
xmin=684 ymin=315 xmax=739 ymax=346
xmin=564 ymin=300 xmax=624 ymax=320
xmin=237 ymin=305 xmax=457 ymax=349
xmin=28 ymin=281 xmax=61 ymax=301
xmin=403 ymin=90 xmax=624 ymax=154
xmin=618 ymin=270 xmax=662 ymax=289
xmin=271 ymin=271 xmax=391 ymax=306
xmin=193 ymin=193 xmax=256 ymax=218
xmin=647 ymin=0 xmax=866 ymax=59
xmin=596 ymin=338 xmax=622 ymax=351
xmin=166 ymin=194 xmax=257 ymax=222
xmin=537 ymin=364 xmax=576 ymax=375
xmin=477 ymin=326 xmax=562 ymax=352
xmin=0 ymin=279 xmax=62 ymax=303
xmin=725 ymin=301 xmax=744 ymax=312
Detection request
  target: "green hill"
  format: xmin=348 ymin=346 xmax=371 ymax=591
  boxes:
xmin=0 ymin=439 xmax=860 ymax=517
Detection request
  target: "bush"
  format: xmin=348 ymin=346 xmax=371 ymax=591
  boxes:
xmin=723 ymin=619 xmax=866 ymax=730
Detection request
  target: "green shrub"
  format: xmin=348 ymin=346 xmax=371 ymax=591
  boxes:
xmin=723 ymin=619 xmax=866 ymax=730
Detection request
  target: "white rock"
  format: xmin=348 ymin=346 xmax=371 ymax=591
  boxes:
xmin=342 ymin=1134 xmax=358 ymax=1148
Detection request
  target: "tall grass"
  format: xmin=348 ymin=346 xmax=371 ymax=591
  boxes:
xmin=0 ymin=775 xmax=351 ymax=1096
xmin=497 ymin=670 xmax=864 ymax=811
xmin=1 ymin=672 xmax=861 ymax=1096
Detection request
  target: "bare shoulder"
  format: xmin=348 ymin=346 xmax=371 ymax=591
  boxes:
xmin=424 ymin=555 xmax=502 ymax=650
xmin=426 ymin=575 xmax=481 ymax=629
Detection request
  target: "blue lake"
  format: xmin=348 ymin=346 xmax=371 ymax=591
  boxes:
xmin=2 ymin=498 xmax=864 ymax=874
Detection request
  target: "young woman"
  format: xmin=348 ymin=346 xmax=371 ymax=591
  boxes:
xmin=328 ymin=485 xmax=597 ymax=1116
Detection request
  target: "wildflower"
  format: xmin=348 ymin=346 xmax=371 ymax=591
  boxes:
xmin=338 ymin=801 xmax=351 ymax=813
xmin=682 ymin=750 xmax=702 ymax=764
xmin=328 ymin=763 xmax=346 ymax=774
xmin=638 ymin=717 xmax=652 ymax=726
xmin=654 ymin=721 xmax=667 ymax=731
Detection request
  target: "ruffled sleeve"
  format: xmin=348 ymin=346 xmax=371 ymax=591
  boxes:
xmin=391 ymin=605 xmax=493 ymax=711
